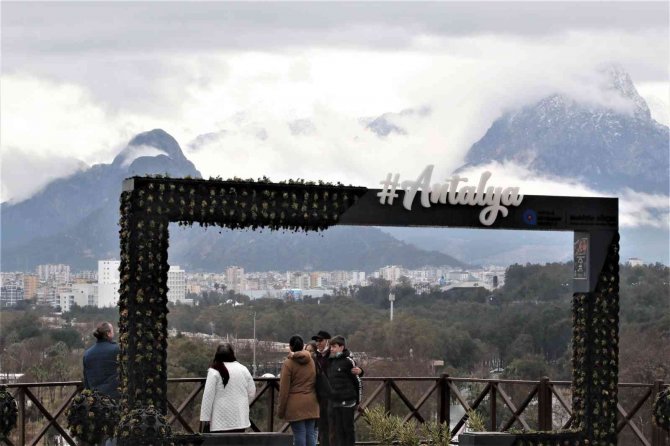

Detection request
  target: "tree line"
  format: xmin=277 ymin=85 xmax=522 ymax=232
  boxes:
xmin=0 ymin=262 xmax=667 ymax=384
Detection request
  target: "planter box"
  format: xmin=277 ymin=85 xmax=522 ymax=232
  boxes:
xmin=173 ymin=433 xmax=293 ymax=446
xmin=459 ymin=432 xmax=517 ymax=446
xmin=459 ymin=432 xmax=583 ymax=446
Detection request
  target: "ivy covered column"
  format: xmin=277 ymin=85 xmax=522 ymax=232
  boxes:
xmin=572 ymin=233 xmax=620 ymax=446
xmin=118 ymin=176 xmax=365 ymax=418
xmin=119 ymin=186 xmax=171 ymax=413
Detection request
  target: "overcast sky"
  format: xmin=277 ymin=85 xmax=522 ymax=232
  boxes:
xmin=1 ymin=1 xmax=668 ymax=226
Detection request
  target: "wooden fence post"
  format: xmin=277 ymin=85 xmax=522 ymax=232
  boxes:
xmin=652 ymin=380 xmax=668 ymax=446
xmin=384 ymin=379 xmax=392 ymax=414
xmin=490 ymin=381 xmax=497 ymax=431
xmin=538 ymin=376 xmax=552 ymax=431
xmin=438 ymin=373 xmax=450 ymax=426
xmin=18 ymin=388 xmax=25 ymax=446
xmin=268 ymin=380 xmax=276 ymax=432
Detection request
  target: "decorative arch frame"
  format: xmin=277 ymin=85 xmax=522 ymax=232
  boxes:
xmin=119 ymin=175 xmax=619 ymax=445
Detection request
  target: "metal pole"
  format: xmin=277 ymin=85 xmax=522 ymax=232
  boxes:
xmin=389 ymin=292 xmax=395 ymax=322
xmin=252 ymin=312 xmax=257 ymax=377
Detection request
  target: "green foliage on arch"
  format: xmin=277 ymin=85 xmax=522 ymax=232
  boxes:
xmin=118 ymin=176 xmax=366 ymax=412
xmin=117 ymin=176 xmax=620 ymax=446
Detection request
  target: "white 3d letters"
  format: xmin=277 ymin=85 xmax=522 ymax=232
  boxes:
xmin=379 ymin=165 xmax=523 ymax=226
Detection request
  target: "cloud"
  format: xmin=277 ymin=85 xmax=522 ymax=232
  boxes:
xmin=619 ymin=190 xmax=670 ymax=230
xmin=1 ymin=149 xmax=88 ymax=203
xmin=172 ymin=37 xmax=665 ymax=185
xmin=3 ymin=2 xmax=667 ymax=58
xmin=637 ymin=82 xmax=670 ymax=126
xmin=1 ymin=75 xmax=130 ymax=163
xmin=1 ymin=6 xmax=667 ymax=204
xmin=456 ymin=161 xmax=670 ymax=230
xmin=0 ymin=75 xmax=173 ymax=202
xmin=119 ymin=145 xmax=169 ymax=168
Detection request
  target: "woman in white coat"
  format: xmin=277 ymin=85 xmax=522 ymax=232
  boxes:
xmin=200 ymin=343 xmax=256 ymax=433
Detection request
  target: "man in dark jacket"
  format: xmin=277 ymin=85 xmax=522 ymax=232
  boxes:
xmin=312 ymin=331 xmax=364 ymax=446
xmin=312 ymin=330 xmax=333 ymax=446
xmin=327 ymin=335 xmax=362 ymax=446
xmin=83 ymin=321 xmax=120 ymax=400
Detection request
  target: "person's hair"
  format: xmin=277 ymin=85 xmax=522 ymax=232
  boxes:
xmin=211 ymin=343 xmax=236 ymax=387
xmin=330 ymin=335 xmax=346 ymax=347
xmin=305 ymin=340 xmax=318 ymax=353
xmin=289 ymin=335 xmax=304 ymax=352
xmin=93 ymin=322 xmax=113 ymax=340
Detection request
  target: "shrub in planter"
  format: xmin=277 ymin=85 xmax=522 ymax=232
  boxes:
xmin=117 ymin=405 xmax=172 ymax=446
xmin=466 ymin=410 xmax=486 ymax=432
xmin=66 ymin=389 xmax=119 ymax=445
xmin=0 ymin=386 xmax=18 ymax=441
xmin=364 ymin=406 xmax=452 ymax=446
xmin=397 ymin=419 xmax=421 ymax=446
xmin=653 ymin=387 xmax=670 ymax=432
xmin=419 ymin=420 xmax=451 ymax=446
xmin=363 ymin=406 xmax=402 ymax=446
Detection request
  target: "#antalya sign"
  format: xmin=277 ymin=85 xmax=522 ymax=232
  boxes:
xmin=377 ymin=165 xmax=524 ymax=226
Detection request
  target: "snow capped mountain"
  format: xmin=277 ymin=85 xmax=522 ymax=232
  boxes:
xmin=0 ymin=129 xmax=202 ymax=268
xmin=385 ymin=67 xmax=669 ymax=265
xmin=2 ymin=67 xmax=667 ymax=269
xmin=0 ymin=129 xmax=463 ymax=270
xmin=464 ymin=67 xmax=669 ymax=195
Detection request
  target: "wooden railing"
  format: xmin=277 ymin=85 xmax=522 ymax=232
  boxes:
xmin=3 ymin=376 xmax=668 ymax=445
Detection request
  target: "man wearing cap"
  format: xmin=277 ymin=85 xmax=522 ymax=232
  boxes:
xmin=311 ymin=331 xmax=364 ymax=446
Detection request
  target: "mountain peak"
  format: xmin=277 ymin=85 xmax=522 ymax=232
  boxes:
xmin=599 ymin=64 xmax=650 ymax=119
xmin=112 ymin=129 xmax=189 ymax=167
xmin=464 ymin=67 xmax=669 ymax=194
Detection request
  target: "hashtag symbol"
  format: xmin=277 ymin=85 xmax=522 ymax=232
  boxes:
xmin=377 ymin=173 xmax=400 ymax=205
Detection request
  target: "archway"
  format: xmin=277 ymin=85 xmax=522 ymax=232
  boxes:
xmin=118 ymin=173 xmax=619 ymax=444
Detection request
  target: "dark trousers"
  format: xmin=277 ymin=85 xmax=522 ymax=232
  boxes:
xmin=331 ymin=406 xmax=355 ymax=446
xmin=318 ymin=400 xmax=335 ymax=446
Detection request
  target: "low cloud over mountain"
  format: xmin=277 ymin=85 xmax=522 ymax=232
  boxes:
xmin=0 ymin=130 xmax=463 ymax=271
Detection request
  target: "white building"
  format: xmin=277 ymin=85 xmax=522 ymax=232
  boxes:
xmin=447 ymin=270 xmax=472 ymax=282
xmin=36 ymin=286 xmax=59 ymax=307
xmin=379 ymin=265 xmax=403 ymax=283
xmin=627 ymin=257 xmax=644 ymax=267
xmin=226 ymin=266 xmax=246 ymax=292
xmin=167 ymin=266 xmax=188 ymax=304
xmin=74 ymin=270 xmax=98 ymax=281
xmin=36 ymin=264 xmax=71 ymax=284
xmin=289 ymin=273 xmax=310 ymax=290
xmin=59 ymin=283 xmax=97 ymax=312
xmin=97 ymin=260 xmax=120 ymax=308
xmin=349 ymin=271 xmax=366 ymax=286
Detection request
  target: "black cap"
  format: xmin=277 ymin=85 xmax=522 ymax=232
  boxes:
xmin=311 ymin=330 xmax=331 ymax=341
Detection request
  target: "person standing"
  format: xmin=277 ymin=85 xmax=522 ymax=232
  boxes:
xmin=278 ymin=335 xmax=320 ymax=446
xmin=311 ymin=330 xmax=364 ymax=446
xmin=83 ymin=322 xmax=120 ymax=446
xmin=312 ymin=330 xmax=333 ymax=446
xmin=200 ymin=343 xmax=256 ymax=433
xmin=83 ymin=322 xmax=120 ymax=400
xmin=327 ymin=335 xmax=362 ymax=446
